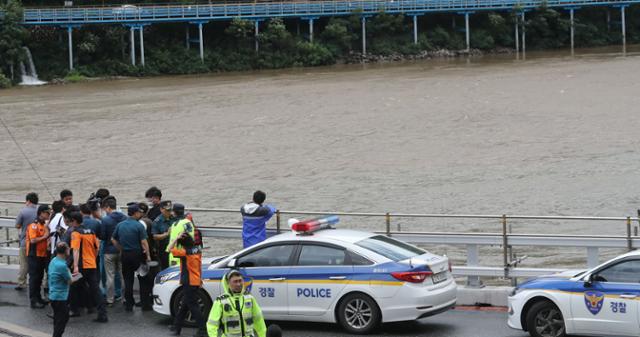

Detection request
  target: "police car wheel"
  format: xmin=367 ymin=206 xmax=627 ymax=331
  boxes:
xmin=525 ymin=301 xmax=566 ymax=337
xmin=172 ymin=288 xmax=212 ymax=327
xmin=337 ymin=293 xmax=381 ymax=334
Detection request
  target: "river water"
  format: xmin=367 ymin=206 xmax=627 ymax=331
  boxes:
xmin=2 ymin=45 xmax=640 ymax=268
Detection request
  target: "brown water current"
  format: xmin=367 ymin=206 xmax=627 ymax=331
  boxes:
xmin=2 ymin=46 xmax=640 ymax=267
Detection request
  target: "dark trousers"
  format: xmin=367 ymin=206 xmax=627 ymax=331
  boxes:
xmin=121 ymin=250 xmax=151 ymax=309
xmin=81 ymin=268 xmax=107 ymax=319
xmin=69 ymin=275 xmax=87 ymax=312
xmin=28 ymin=255 xmax=47 ymax=304
xmin=158 ymin=249 xmax=170 ymax=271
xmin=174 ymin=285 xmax=204 ymax=332
xmin=51 ymin=300 xmax=69 ymax=337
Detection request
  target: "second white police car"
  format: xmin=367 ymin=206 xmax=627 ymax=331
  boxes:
xmin=153 ymin=216 xmax=457 ymax=334
xmin=508 ymin=249 xmax=640 ymax=337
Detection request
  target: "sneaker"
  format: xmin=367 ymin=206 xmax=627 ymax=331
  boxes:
xmin=38 ymin=298 xmax=50 ymax=305
xmin=69 ymin=310 xmax=82 ymax=318
xmin=114 ymin=296 xmax=122 ymax=302
xmin=14 ymin=286 xmax=25 ymax=291
xmin=30 ymin=302 xmax=45 ymax=309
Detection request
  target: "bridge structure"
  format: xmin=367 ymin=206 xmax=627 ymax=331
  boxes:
xmin=7 ymin=0 xmax=640 ymax=77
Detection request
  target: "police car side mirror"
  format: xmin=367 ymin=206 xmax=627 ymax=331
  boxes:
xmin=584 ymin=274 xmax=594 ymax=288
xmin=227 ymin=258 xmax=237 ymax=269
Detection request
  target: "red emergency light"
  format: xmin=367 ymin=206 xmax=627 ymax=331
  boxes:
xmin=291 ymin=215 xmax=339 ymax=233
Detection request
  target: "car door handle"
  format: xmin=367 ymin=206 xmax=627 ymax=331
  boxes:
xmin=268 ymin=277 xmax=286 ymax=282
xmin=620 ymin=294 xmax=637 ymax=299
xmin=329 ymin=276 xmax=346 ymax=280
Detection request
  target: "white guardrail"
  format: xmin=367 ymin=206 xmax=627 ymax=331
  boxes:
xmin=3 ymin=204 xmax=639 ymax=286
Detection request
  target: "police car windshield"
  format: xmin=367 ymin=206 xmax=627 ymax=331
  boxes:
xmin=355 ymin=235 xmax=425 ymax=261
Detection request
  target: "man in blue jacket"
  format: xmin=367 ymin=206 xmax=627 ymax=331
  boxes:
xmin=240 ymin=191 xmax=276 ymax=248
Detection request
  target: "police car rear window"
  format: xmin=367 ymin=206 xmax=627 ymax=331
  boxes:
xmin=355 ymin=235 xmax=424 ymax=262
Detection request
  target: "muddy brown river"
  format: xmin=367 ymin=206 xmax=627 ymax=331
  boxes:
xmin=2 ymin=46 xmax=640 ymax=267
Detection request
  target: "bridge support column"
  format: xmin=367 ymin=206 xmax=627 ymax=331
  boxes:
xmin=186 ymin=25 xmax=190 ymax=50
xmin=67 ymin=26 xmax=74 ymax=71
xmin=606 ymin=9 xmax=611 ymax=32
xmin=413 ymin=15 xmax=418 ymax=45
xmin=514 ymin=16 xmax=519 ymax=53
xmin=621 ymin=6 xmax=626 ymax=46
xmin=361 ymin=17 xmax=367 ymax=55
xmin=255 ymin=20 xmax=260 ymax=52
xmin=130 ymin=26 xmax=136 ymax=66
xmin=309 ymin=18 xmax=314 ymax=43
xmin=521 ymin=12 xmax=526 ymax=55
xmin=464 ymin=12 xmax=470 ymax=52
xmin=139 ymin=27 xmax=145 ymax=67
xmin=198 ymin=23 xmax=204 ymax=62
xmin=466 ymin=244 xmax=483 ymax=287
xmin=570 ymin=8 xmax=575 ymax=52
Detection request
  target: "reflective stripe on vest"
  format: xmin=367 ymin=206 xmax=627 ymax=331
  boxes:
xmin=220 ymin=295 xmax=255 ymax=337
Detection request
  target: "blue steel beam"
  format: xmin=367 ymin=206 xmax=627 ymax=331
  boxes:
xmin=14 ymin=0 xmax=640 ymax=26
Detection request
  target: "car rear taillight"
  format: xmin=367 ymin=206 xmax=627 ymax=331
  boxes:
xmin=391 ymin=271 xmax=433 ymax=283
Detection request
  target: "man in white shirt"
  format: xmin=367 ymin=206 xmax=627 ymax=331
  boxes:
xmin=48 ymin=201 xmax=68 ymax=256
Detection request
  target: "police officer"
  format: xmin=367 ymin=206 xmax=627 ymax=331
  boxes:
xmin=111 ymin=203 xmax=151 ymax=311
xmin=152 ymin=200 xmax=174 ymax=270
xmin=207 ymin=270 xmax=267 ymax=337
xmin=166 ymin=203 xmax=194 ymax=267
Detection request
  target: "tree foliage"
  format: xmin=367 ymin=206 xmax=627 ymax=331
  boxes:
xmin=0 ymin=0 xmax=28 ymax=82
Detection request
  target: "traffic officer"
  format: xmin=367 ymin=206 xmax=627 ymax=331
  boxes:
xmin=111 ymin=203 xmax=151 ymax=311
xmin=152 ymin=200 xmax=174 ymax=270
xmin=167 ymin=232 xmax=205 ymax=337
xmin=69 ymin=211 xmax=108 ymax=323
xmin=166 ymin=203 xmax=194 ymax=267
xmin=207 ymin=270 xmax=267 ymax=337
xmin=26 ymin=204 xmax=51 ymax=308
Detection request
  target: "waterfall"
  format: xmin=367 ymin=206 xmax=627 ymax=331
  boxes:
xmin=19 ymin=47 xmax=46 ymax=86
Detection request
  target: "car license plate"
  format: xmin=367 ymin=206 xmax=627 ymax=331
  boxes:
xmin=432 ymin=272 xmax=448 ymax=284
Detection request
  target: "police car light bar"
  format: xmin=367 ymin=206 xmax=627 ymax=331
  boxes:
xmin=291 ymin=215 xmax=339 ymax=233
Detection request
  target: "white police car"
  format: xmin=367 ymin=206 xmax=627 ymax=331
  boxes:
xmin=153 ymin=216 xmax=457 ymax=334
xmin=508 ymin=250 xmax=640 ymax=337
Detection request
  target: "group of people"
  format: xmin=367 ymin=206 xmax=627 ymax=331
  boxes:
xmin=14 ymin=187 xmax=281 ymax=337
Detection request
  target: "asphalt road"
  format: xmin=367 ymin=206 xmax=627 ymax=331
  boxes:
xmin=0 ymin=287 xmax=529 ymax=337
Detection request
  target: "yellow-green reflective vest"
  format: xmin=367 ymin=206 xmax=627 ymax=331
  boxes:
xmin=218 ymin=295 xmax=255 ymax=337
xmin=166 ymin=218 xmax=194 ymax=266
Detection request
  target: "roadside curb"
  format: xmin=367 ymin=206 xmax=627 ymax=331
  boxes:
xmin=0 ymin=320 xmax=49 ymax=337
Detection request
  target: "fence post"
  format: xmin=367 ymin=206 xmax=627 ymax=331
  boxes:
xmin=586 ymin=247 xmax=599 ymax=268
xmin=5 ymin=227 xmax=9 ymax=264
xmin=276 ymin=210 xmax=281 ymax=234
xmin=627 ymin=216 xmax=633 ymax=251
xmin=466 ymin=244 xmax=482 ymax=287
xmin=385 ymin=212 xmax=390 ymax=235
xmin=502 ymin=214 xmax=509 ymax=279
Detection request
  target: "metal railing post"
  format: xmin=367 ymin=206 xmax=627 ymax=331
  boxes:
xmin=627 ymin=216 xmax=633 ymax=251
xmin=385 ymin=212 xmax=390 ymax=235
xmin=5 ymin=227 xmax=9 ymax=264
xmin=586 ymin=247 xmax=599 ymax=268
xmin=466 ymin=244 xmax=482 ymax=287
xmin=276 ymin=210 xmax=281 ymax=234
xmin=502 ymin=214 xmax=509 ymax=279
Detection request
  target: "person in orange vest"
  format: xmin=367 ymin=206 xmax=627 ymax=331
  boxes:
xmin=26 ymin=204 xmax=51 ymax=309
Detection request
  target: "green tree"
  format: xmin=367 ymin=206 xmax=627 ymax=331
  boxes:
xmin=0 ymin=0 xmax=29 ymax=83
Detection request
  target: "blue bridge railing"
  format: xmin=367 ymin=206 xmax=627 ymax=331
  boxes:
xmin=20 ymin=0 xmax=639 ymax=26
